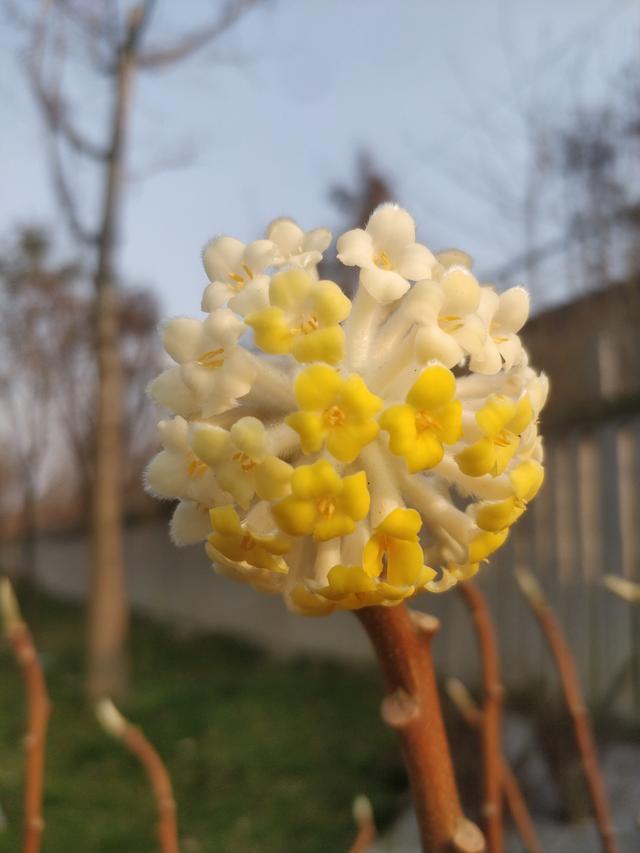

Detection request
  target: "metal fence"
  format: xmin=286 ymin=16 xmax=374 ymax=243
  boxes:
xmin=428 ymin=413 xmax=640 ymax=722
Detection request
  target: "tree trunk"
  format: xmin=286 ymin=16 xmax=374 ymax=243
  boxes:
xmin=87 ymin=42 xmax=138 ymax=699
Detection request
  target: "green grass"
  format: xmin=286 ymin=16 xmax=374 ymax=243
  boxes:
xmin=0 ymin=589 xmax=406 ymax=852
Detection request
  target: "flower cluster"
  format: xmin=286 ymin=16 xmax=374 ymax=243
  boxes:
xmin=146 ymin=208 xmax=547 ymax=616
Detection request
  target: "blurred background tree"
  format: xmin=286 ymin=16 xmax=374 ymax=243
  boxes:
xmin=11 ymin=0 xmax=265 ymax=698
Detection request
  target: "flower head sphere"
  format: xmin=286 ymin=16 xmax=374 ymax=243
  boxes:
xmin=146 ymin=207 xmax=547 ymax=616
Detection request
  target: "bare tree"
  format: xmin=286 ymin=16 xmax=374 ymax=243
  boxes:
xmin=13 ymin=0 xmax=265 ymax=697
xmin=0 ymin=227 xmax=82 ymax=577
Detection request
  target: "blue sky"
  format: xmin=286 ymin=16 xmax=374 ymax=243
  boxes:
xmin=1 ymin=0 xmax=638 ymax=316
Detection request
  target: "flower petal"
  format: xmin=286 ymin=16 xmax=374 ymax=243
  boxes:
xmin=202 ymin=236 xmax=245 ymax=281
xmin=285 ymin=410 xmax=327 ymax=454
xmin=495 ymin=286 xmax=529 ymax=333
xmin=336 ymin=228 xmax=373 ymax=267
xmin=360 ymin=267 xmax=409 ymax=304
xmin=270 ymin=268 xmax=312 ymax=311
xmin=405 ymin=431 xmax=444 ymax=472
xmin=440 ymin=266 xmax=481 ymax=314
xmin=254 ymin=457 xmax=293 ymax=501
xmin=170 ymin=501 xmax=211 ymax=545
xmin=407 ymin=365 xmax=456 ymax=411
xmin=294 ymin=363 xmax=343 ymax=409
xmin=415 ymin=325 xmax=464 ymax=368
xmin=292 ymin=326 xmax=345 ymax=365
xmin=366 ymin=204 xmax=415 ymax=253
xmin=162 ymin=317 xmax=204 ymax=364
xmin=394 ymin=242 xmax=436 ymax=281
xmin=312 ymin=280 xmax=351 ymax=324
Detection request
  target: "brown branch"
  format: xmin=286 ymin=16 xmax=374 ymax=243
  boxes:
xmin=356 ymin=604 xmax=485 ymax=853
xmin=348 ymin=795 xmax=376 ymax=853
xmin=458 ymin=582 xmax=504 ymax=853
xmin=516 ymin=569 xmax=619 ymax=853
xmin=603 ymin=575 xmax=640 ymax=604
xmin=1 ymin=578 xmax=52 ymax=853
xmin=446 ymin=679 xmax=543 ymax=853
xmin=136 ymin=0 xmax=263 ymax=69
xmin=96 ymin=699 xmax=179 ymax=853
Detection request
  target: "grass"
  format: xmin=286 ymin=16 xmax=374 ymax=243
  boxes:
xmin=0 ymin=588 xmax=406 ymax=852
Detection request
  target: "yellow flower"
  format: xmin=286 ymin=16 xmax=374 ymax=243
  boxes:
xmin=272 ymin=459 xmax=369 ymax=541
xmin=286 ymin=365 xmax=383 ymax=463
xmin=245 ymin=268 xmax=351 ymax=365
xmin=475 ymin=459 xmax=545 ymax=532
xmin=455 ymin=395 xmax=533 ymax=477
xmin=362 ymin=508 xmax=435 ymax=587
xmin=379 ymin=365 xmax=462 ymax=473
xmin=207 ymin=506 xmax=290 ymax=573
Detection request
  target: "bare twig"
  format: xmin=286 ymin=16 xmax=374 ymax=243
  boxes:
xmin=516 ymin=569 xmax=619 ymax=853
xmin=137 ymin=0 xmax=263 ymax=69
xmin=458 ymin=582 xmax=504 ymax=853
xmin=356 ymin=604 xmax=485 ymax=853
xmin=349 ymin=795 xmax=376 ymax=853
xmin=96 ymin=699 xmax=179 ymax=853
xmin=1 ymin=578 xmax=51 ymax=853
xmin=446 ymin=679 xmax=543 ymax=853
xmin=603 ymin=575 xmax=640 ymax=604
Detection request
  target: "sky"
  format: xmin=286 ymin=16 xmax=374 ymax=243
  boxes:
xmin=1 ymin=0 xmax=638 ymax=317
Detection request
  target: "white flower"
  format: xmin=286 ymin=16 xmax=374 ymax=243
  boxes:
xmin=201 ymin=236 xmax=278 ymax=315
xmin=337 ymin=204 xmax=436 ymax=304
xmin=145 ymin=417 xmax=225 ymax=505
xmin=470 ymin=287 xmax=530 ymax=375
xmin=190 ymin=417 xmax=293 ymax=509
xmin=162 ymin=309 xmax=256 ymax=417
xmin=413 ymin=266 xmax=487 ymax=368
xmin=267 ymin=217 xmax=332 ymax=268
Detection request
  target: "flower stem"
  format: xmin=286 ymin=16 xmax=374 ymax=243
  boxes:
xmin=356 ymin=603 xmax=485 ymax=853
xmin=516 ymin=569 xmax=619 ymax=853
xmin=458 ymin=583 xmax=504 ymax=853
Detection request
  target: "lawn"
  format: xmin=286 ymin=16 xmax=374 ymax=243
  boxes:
xmin=0 ymin=589 xmax=406 ymax=852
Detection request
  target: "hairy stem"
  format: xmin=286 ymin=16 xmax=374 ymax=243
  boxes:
xmin=356 ymin=604 xmax=485 ymax=853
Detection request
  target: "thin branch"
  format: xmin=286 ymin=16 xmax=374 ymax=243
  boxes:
xmin=96 ymin=699 xmax=179 ymax=853
xmin=46 ymin=137 xmax=99 ymax=245
xmin=136 ymin=0 xmax=263 ymax=69
xmin=603 ymin=574 xmax=640 ymax=604
xmin=356 ymin=605 xmax=485 ymax=853
xmin=446 ymin=679 xmax=543 ymax=853
xmin=348 ymin=795 xmax=376 ymax=853
xmin=458 ymin=582 xmax=504 ymax=853
xmin=1 ymin=578 xmax=52 ymax=853
xmin=516 ymin=569 xmax=619 ymax=853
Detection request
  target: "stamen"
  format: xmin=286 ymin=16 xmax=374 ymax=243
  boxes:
xmin=228 ymin=271 xmax=245 ymax=288
xmin=415 ymin=411 xmax=442 ymax=433
xmin=373 ymin=250 xmax=393 ymax=270
xmin=241 ymin=263 xmax=254 ymax=280
xmin=187 ymin=455 xmax=208 ymax=477
xmin=494 ymin=429 xmax=513 ymax=448
xmin=196 ymin=347 xmax=225 ymax=369
xmin=232 ymin=450 xmax=257 ymax=472
xmin=298 ymin=315 xmax=319 ymax=335
xmin=240 ymin=533 xmax=256 ymax=551
xmin=438 ymin=314 xmax=463 ymax=332
xmin=317 ymin=497 xmax=336 ymax=518
xmin=324 ymin=405 xmax=346 ymax=427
